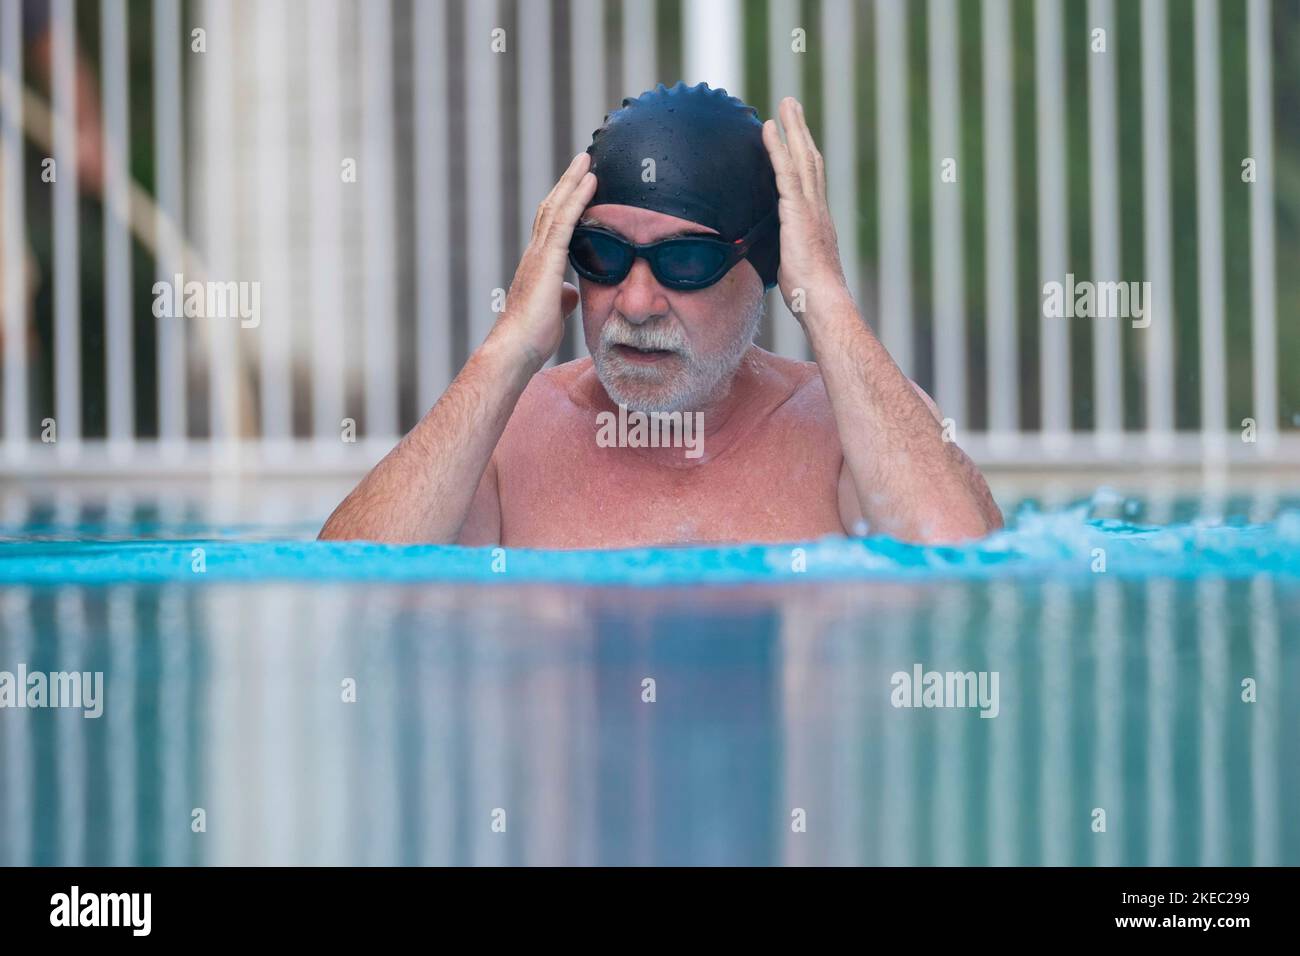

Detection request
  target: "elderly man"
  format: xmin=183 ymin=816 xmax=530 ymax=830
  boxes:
xmin=321 ymin=84 xmax=1001 ymax=548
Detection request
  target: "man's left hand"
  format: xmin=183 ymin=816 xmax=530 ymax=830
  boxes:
xmin=761 ymin=96 xmax=853 ymax=324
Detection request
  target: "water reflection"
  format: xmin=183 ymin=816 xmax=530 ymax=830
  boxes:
xmin=0 ymin=576 xmax=1294 ymax=865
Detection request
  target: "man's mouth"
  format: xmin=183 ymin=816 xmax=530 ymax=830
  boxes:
xmin=613 ymin=343 xmax=677 ymax=363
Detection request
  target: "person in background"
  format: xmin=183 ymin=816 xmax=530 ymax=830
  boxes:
xmin=1 ymin=0 xmax=122 ymax=432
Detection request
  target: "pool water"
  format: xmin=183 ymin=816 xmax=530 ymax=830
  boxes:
xmin=0 ymin=489 xmax=1297 ymax=865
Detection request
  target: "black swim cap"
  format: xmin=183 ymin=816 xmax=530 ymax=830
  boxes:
xmin=585 ymin=81 xmax=780 ymax=289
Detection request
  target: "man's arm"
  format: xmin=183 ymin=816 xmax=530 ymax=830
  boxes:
xmin=318 ymin=335 xmax=530 ymax=542
xmin=817 ymin=298 xmax=1003 ymax=542
xmin=763 ymin=99 xmax=1001 ymax=544
xmin=319 ymin=152 xmax=598 ymax=542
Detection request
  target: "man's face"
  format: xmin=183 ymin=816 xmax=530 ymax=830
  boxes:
xmin=578 ymin=204 xmax=765 ymax=414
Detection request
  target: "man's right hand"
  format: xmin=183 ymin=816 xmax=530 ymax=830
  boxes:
xmin=490 ymin=151 xmax=598 ymax=370
xmin=320 ymin=153 xmax=596 ymax=544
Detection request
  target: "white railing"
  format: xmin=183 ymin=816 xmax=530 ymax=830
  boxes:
xmin=0 ymin=0 xmax=1291 ymax=476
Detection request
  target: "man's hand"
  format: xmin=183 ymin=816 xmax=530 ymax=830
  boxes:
xmin=492 ymin=151 xmax=597 ymax=369
xmin=319 ymin=152 xmax=597 ymax=544
xmin=761 ymin=97 xmax=852 ymax=322
xmin=759 ymin=97 xmax=1002 ymax=543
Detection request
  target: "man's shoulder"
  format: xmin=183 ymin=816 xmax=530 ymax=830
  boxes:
xmin=498 ymin=357 xmax=594 ymax=450
xmin=534 ymin=355 xmax=594 ymax=386
xmin=752 ymin=349 xmax=829 ymax=414
xmin=763 ymin=349 xmax=821 ymax=383
xmin=517 ymin=356 xmax=594 ymax=410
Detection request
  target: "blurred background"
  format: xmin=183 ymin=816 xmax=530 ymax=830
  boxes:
xmin=0 ymin=0 xmax=1296 ymax=488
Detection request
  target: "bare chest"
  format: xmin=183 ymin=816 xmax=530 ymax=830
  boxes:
xmin=497 ymin=414 xmax=844 ymax=548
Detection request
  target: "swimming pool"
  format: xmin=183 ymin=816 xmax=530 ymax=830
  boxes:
xmin=0 ymin=484 xmax=1296 ymax=865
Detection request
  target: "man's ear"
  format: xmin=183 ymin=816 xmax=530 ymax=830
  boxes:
xmin=735 ymin=259 xmax=766 ymax=303
xmin=560 ymin=282 xmax=580 ymax=317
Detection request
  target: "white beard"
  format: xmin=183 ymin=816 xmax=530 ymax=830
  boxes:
xmin=593 ymin=300 xmax=762 ymax=414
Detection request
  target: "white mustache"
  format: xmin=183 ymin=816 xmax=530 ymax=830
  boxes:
xmin=600 ymin=320 xmax=688 ymax=355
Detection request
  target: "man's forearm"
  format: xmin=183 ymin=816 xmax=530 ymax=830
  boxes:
xmin=803 ymin=292 xmax=1001 ymax=542
xmin=321 ymin=148 xmax=595 ymax=542
xmin=318 ymin=330 xmax=536 ymax=543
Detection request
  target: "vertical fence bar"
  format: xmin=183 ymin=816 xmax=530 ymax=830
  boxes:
xmin=308 ymin=0 xmax=346 ymax=443
xmin=0 ymin=0 xmax=28 ymax=456
xmin=520 ymin=1 xmax=555 ymax=369
xmin=1035 ymin=0 xmax=1069 ymax=447
xmin=822 ymin=0 xmax=861 ymax=311
xmin=254 ymin=0 xmax=292 ymax=443
xmin=983 ymin=0 xmax=1018 ymax=443
xmin=1087 ymin=0 xmax=1121 ymax=446
xmin=928 ymin=0 xmax=967 ymax=427
xmin=201 ymin=0 xmax=240 ymax=449
xmin=767 ymin=0 xmax=805 ymax=359
xmin=361 ymin=0 xmax=399 ymax=438
xmin=51 ymin=0 xmax=81 ymax=451
xmin=416 ymin=0 xmax=452 ymax=411
xmin=1141 ymin=0 xmax=1174 ymax=449
xmin=875 ymin=0 xmax=912 ymax=376
xmin=1194 ymin=0 xmax=1226 ymax=449
xmin=683 ymin=0 xmax=742 ymax=94
xmin=517 ymin=1 xmax=551 ymax=255
xmin=101 ymin=0 xmax=133 ymax=450
xmin=465 ymin=0 xmax=504 ymax=358
xmin=569 ymin=0 xmax=604 ymax=359
xmin=153 ymin=0 xmax=187 ymax=449
xmin=621 ymin=0 xmax=656 ymax=96
xmin=1247 ymin=0 xmax=1277 ymax=448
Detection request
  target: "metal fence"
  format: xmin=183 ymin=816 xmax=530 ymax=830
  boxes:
xmin=0 ymin=0 xmax=1293 ymax=476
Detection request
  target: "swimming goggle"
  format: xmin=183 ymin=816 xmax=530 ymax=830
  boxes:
xmin=568 ymin=209 xmax=777 ymax=291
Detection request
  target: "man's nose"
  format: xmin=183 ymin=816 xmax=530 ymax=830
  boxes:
xmin=612 ymin=257 xmax=669 ymax=324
